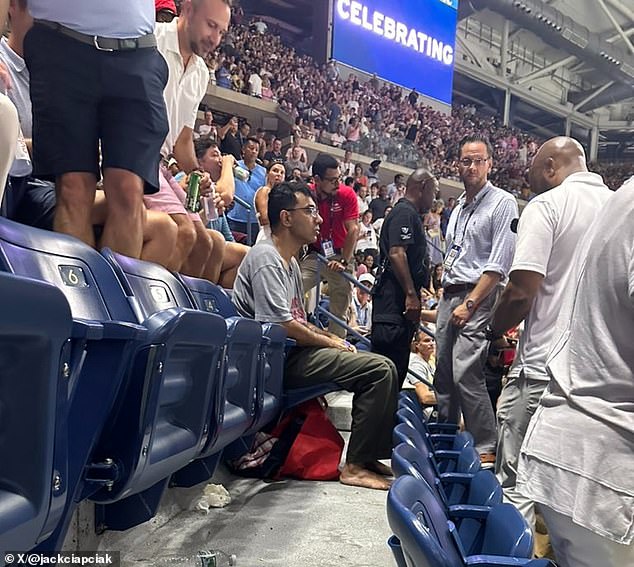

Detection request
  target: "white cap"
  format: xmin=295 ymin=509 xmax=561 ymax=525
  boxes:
xmin=358 ymin=273 xmax=375 ymax=286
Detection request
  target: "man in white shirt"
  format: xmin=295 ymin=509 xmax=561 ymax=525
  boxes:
xmin=248 ymin=69 xmax=262 ymax=97
xmin=488 ymin=137 xmax=613 ymax=527
xmin=340 ymin=149 xmax=355 ymax=178
xmin=145 ymin=0 xmax=231 ymax=275
xmin=515 ymin=175 xmax=633 ymax=567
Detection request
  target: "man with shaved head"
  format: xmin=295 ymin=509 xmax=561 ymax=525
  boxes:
xmin=487 ymin=136 xmax=612 ymax=529
xmin=371 ymin=168 xmax=437 ymax=385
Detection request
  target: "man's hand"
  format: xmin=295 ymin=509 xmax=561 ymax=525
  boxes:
xmin=213 ymin=191 xmax=225 ymax=216
xmin=404 ymin=292 xmax=421 ymax=322
xmin=451 ymin=302 xmax=473 ymax=328
xmin=327 ymin=260 xmax=346 ymax=273
xmin=329 ymin=337 xmax=356 ymax=353
xmin=222 ymin=154 xmax=236 ymax=169
xmin=487 ymin=336 xmax=511 ymax=367
xmin=198 ymin=171 xmax=213 ymax=196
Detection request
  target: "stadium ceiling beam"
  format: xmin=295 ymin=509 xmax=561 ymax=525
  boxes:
xmin=597 ymin=0 xmax=634 ymax=55
xmin=605 ymin=0 xmax=634 ymax=23
xmin=573 ymin=81 xmax=615 ymax=111
xmin=456 ymin=35 xmax=484 ymax=68
xmin=515 ymin=55 xmax=576 ymax=85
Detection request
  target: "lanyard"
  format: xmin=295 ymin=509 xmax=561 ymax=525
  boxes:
xmin=453 ymin=186 xmax=490 ymax=246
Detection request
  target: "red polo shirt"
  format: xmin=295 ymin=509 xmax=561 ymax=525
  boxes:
xmin=310 ymin=183 xmax=359 ymax=251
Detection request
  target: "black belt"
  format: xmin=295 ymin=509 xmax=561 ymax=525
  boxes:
xmin=443 ymin=283 xmax=475 ymax=295
xmin=35 ymin=20 xmax=157 ymax=51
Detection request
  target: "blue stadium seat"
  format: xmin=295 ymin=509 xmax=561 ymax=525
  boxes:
xmin=392 ymin=442 xmax=502 ymax=554
xmin=397 ymin=405 xmax=461 ymax=448
xmin=100 ymin=251 xmax=260 ymax=490
xmin=0 ymin=273 xmax=72 ymax=558
xmin=387 ymin=475 xmax=550 ymax=567
xmin=0 ymin=218 xmax=151 ymax=546
xmin=393 ymin=422 xmax=474 ymax=475
xmin=177 ymin=273 xmax=285 ymax=433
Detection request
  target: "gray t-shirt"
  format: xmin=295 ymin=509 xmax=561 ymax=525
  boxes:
xmin=233 ymin=239 xmax=306 ymax=324
xmin=28 ymin=0 xmax=155 ymax=38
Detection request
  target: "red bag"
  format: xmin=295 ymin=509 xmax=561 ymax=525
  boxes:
xmin=272 ymin=399 xmax=345 ymax=481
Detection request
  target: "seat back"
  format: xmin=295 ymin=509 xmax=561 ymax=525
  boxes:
xmin=468 ymin=471 xmax=503 ymax=507
xmin=0 ymin=219 xmax=145 ymax=549
xmin=177 ymin=274 xmax=283 ymax=433
xmin=97 ymin=250 xmax=228 ymax=499
xmin=387 ymin=475 xmax=463 ymax=567
xmin=391 ymin=443 xmax=448 ymax=506
xmin=0 ymin=273 xmax=72 ymax=553
xmin=481 ymin=503 xmax=533 ymax=558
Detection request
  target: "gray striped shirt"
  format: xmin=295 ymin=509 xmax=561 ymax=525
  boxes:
xmin=442 ymin=182 xmax=518 ymax=286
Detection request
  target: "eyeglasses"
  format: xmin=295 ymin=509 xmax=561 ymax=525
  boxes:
xmin=284 ymin=205 xmax=319 ymax=218
xmin=458 ymin=157 xmax=490 ymax=167
xmin=322 ymin=175 xmax=342 ymax=184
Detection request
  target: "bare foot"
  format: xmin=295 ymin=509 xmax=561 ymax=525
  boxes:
xmin=365 ymin=460 xmax=393 ymax=477
xmin=340 ymin=463 xmax=391 ymax=490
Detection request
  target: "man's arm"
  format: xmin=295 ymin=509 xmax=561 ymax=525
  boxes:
xmin=341 ymin=217 xmax=359 ymax=264
xmin=172 ymin=126 xmax=199 ymax=173
xmin=214 ymin=155 xmax=236 ymax=206
xmin=451 ymin=271 xmax=501 ymax=327
xmin=389 ymin=245 xmax=420 ymax=322
xmin=489 ymin=270 xmax=544 ymax=335
xmin=281 ymin=319 xmax=354 ymax=351
xmin=217 ymin=117 xmax=236 ymax=141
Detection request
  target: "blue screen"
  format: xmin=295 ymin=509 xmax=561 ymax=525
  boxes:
xmin=332 ymin=0 xmax=458 ymax=104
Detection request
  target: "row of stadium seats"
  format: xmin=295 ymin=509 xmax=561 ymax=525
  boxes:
xmin=0 ymin=217 xmax=338 ymax=560
xmin=386 ymin=391 xmax=557 ymax=567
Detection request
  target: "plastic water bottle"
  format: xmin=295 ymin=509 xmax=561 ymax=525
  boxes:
xmin=9 ymin=126 xmax=32 ymax=178
xmin=155 ymin=550 xmax=236 ymax=567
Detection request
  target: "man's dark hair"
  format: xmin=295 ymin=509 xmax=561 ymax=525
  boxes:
xmin=394 ymin=174 xmax=404 ymax=183
xmin=312 ymin=153 xmax=339 ymax=179
xmin=194 ymin=138 xmax=219 ymax=160
xmin=269 ymin=181 xmax=314 ymax=230
xmin=244 ymin=136 xmax=260 ymax=147
xmin=458 ymin=134 xmax=494 ymax=158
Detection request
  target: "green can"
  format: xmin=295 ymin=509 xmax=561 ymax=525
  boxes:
xmin=186 ymin=171 xmax=203 ymax=213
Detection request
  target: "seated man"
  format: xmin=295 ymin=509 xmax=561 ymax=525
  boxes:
xmin=233 ymin=181 xmax=398 ymax=490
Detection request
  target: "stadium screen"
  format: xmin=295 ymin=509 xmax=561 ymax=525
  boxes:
xmin=331 ymin=0 xmax=459 ymax=105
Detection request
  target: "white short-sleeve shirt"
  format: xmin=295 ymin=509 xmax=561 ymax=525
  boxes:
xmin=508 ymin=171 xmax=613 ymax=381
xmin=155 ymin=20 xmax=210 ymax=158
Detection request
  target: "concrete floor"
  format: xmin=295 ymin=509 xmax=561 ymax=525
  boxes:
xmin=71 ymin=393 xmax=394 ymax=566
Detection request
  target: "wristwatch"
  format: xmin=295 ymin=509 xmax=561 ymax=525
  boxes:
xmin=485 ymin=324 xmax=504 ymax=341
xmin=339 ymin=258 xmax=348 ymax=267
xmin=465 ymin=298 xmax=476 ymax=312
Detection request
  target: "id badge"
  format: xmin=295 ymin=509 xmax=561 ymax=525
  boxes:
xmin=443 ymin=244 xmax=462 ymax=271
xmin=322 ymin=239 xmax=335 ymax=258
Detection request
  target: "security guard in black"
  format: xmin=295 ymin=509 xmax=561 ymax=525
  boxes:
xmin=371 ymin=170 xmax=437 ymax=386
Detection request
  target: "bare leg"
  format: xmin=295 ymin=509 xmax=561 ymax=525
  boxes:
xmin=100 ymin=167 xmax=145 ymax=257
xmin=181 ymin=221 xmax=212 ymax=277
xmin=201 ymin=228 xmax=226 ymax=284
xmin=167 ymin=213 xmax=197 ymax=272
xmin=141 ymin=210 xmax=178 ymax=269
xmin=218 ymin=241 xmax=248 ymax=289
xmin=55 ymin=171 xmax=97 ymax=247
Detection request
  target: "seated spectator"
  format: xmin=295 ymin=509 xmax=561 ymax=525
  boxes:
xmin=354 ymin=182 xmax=369 ymax=216
xmin=236 ymin=121 xmax=251 ymax=148
xmin=285 ymin=137 xmax=307 ymax=164
xmin=353 ymin=163 xmax=368 ymax=188
xmin=216 ymin=60 xmax=231 ymax=88
xmin=285 ymin=146 xmax=308 ymax=179
xmin=227 ymin=137 xmax=266 ymax=245
xmin=254 ymin=160 xmax=286 ymax=243
xmin=346 ymin=117 xmax=361 ymax=143
xmin=369 ymin=185 xmax=391 ymax=220
xmin=232 ymin=181 xmax=399 ymax=490
xmin=405 ymin=330 xmax=437 ymax=406
xmin=263 ymin=137 xmax=285 ymax=168
xmin=348 ymin=272 xmax=374 ymax=335
xmin=330 ymin=124 xmax=347 ymax=148
xmin=248 ymin=67 xmax=262 ymax=97
xmin=356 ymin=210 xmax=378 ymax=254
xmin=196 ymin=110 xmax=218 ymax=141
xmin=341 ymin=149 xmax=355 ymax=178
xmin=219 ymin=116 xmax=242 ymax=160
xmin=373 ymin=205 xmax=392 ymax=237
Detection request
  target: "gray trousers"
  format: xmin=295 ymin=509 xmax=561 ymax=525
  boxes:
xmin=301 ymin=252 xmax=352 ymax=339
xmin=495 ymin=371 xmax=547 ymax=527
xmin=434 ymin=288 xmax=499 ymax=454
xmin=285 ymin=347 xmax=398 ymax=463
